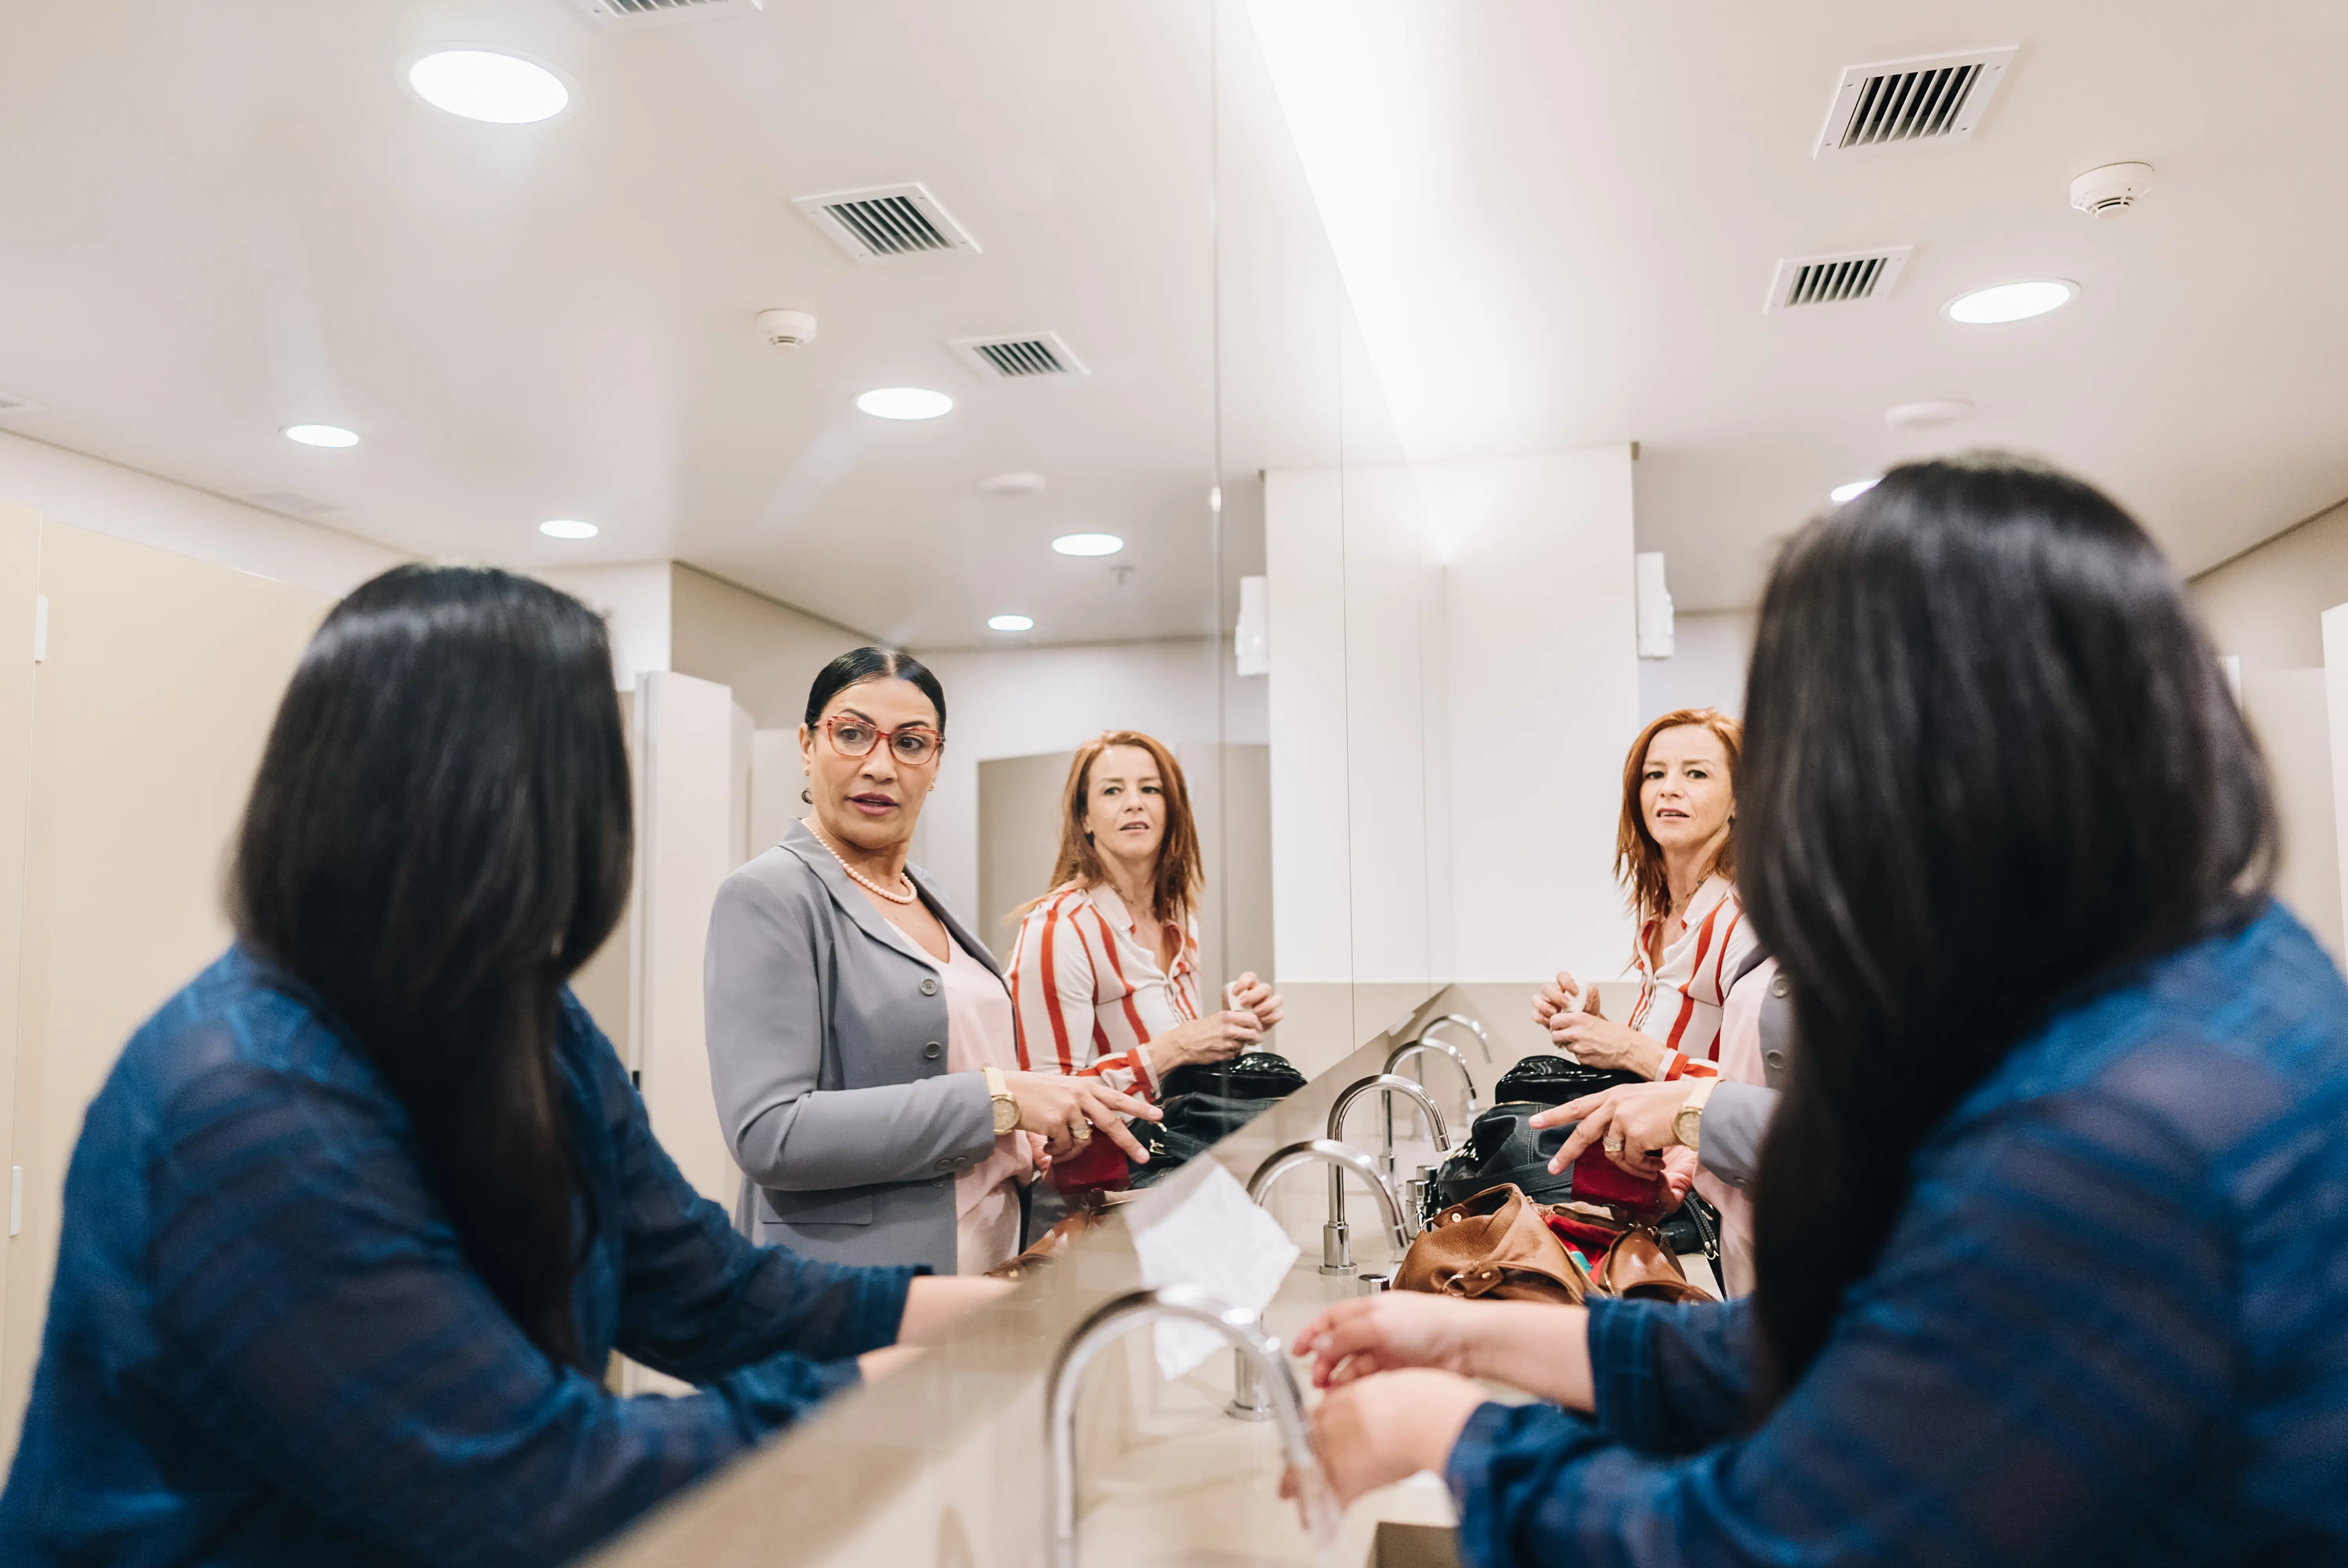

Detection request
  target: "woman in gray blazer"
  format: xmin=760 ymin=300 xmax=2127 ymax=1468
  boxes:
xmin=703 ymin=647 xmax=1159 ymax=1276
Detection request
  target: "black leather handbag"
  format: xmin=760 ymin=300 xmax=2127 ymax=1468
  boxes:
xmin=1128 ymin=1052 xmax=1307 ymax=1189
xmin=1492 ymin=1053 xmax=1646 ymax=1105
xmin=1423 ymin=1101 xmax=1721 ymax=1269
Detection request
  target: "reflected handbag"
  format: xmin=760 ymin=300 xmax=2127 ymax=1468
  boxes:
xmin=1429 ymin=1103 xmax=1668 ymax=1219
xmin=1058 ymin=1051 xmax=1307 ymax=1195
xmin=1395 ymin=1183 xmax=1586 ymax=1305
xmin=1492 ymin=1053 xmax=1646 ymax=1105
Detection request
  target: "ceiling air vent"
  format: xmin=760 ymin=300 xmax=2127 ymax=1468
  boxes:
xmin=1765 ymin=247 xmax=1914 ymax=312
xmin=794 ymin=183 xmax=978 ymax=264
xmin=949 ymin=332 xmax=1088 ymax=382
xmin=1814 ymin=47 xmax=2016 ymax=158
xmin=564 ymin=0 xmax=763 ymax=30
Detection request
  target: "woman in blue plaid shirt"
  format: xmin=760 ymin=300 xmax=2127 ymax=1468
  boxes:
xmin=1295 ymin=455 xmax=2348 ymax=1564
xmin=0 ymin=567 xmax=1004 ymax=1566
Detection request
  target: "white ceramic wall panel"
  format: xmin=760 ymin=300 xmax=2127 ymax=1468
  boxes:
xmin=0 ymin=429 xmax=403 ymax=596
xmin=911 ymin=638 xmax=1261 ymax=923
xmin=1266 ymin=448 xmax=1638 ymax=991
xmin=1432 ymin=448 xmax=1639 ymax=982
xmin=631 ymin=671 xmax=741 ymax=1209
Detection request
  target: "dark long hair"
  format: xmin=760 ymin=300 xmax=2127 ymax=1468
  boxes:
xmin=1739 ymin=454 xmax=2273 ymax=1400
xmin=804 ymin=645 xmax=947 ymax=731
xmin=232 ymin=565 xmax=632 ymax=1368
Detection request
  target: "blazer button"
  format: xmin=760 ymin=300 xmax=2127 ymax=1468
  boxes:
xmin=935 ymin=1158 xmax=953 ymax=1172
xmin=954 ymin=1156 xmax=973 ymax=1172
xmin=920 ymin=976 xmax=940 ymax=996
xmin=931 ymin=1177 xmax=947 ymax=1188
xmin=1765 ymin=1051 xmax=1786 ymax=1070
xmin=923 ymin=1042 xmax=943 ymax=1060
xmin=1770 ymin=975 xmax=1790 ymax=997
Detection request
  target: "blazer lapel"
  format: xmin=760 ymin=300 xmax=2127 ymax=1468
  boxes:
xmin=778 ymin=819 xmax=924 ymax=962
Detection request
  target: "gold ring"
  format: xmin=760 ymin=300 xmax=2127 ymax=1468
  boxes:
xmin=1074 ymin=1123 xmax=1093 ymax=1141
xmin=1603 ymin=1135 xmax=1625 ymax=1154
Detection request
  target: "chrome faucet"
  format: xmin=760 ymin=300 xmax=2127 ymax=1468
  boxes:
xmin=1046 ymin=1285 xmax=1327 ymax=1568
xmin=1245 ymin=1137 xmax=1412 ymax=1278
xmin=1383 ymin=1036 xmax=1482 ymax=1181
xmin=1419 ymin=1012 xmax=1493 ymax=1063
xmin=1326 ymin=1073 xmax=1451 ymax=1263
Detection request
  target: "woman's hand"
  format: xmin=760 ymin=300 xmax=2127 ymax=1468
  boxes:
xmin=1531 ymin=970 xmax=1589 ymax=1028
xmin=1292 ymin=1293 xmax=1487 ymax=1388
xmin=1228 ymin=972 xmax=1284 ymax=1030
xmin=1533 ymin=1080 xmax=1696 ymax=1177
xmin=1547 ymin=1009 xmax=1669 ymax=1077
xmin=1303 ymin=1370 xmax=1488 ymax=1505
xmin=1026 ymin=1131 xmax=1053 ymax=1176
xmin=1143 ymin=1010 xmax=1263 ymax=1075
xmin=1004 ymin=1071 xmax=1161 ymax=1161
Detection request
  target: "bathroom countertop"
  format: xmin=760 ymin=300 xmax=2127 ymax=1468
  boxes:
xmin=586 ymin=986 xmax=1509 ymax=1568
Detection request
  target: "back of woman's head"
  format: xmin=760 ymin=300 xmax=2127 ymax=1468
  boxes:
xmin=1741 ymin=453 xmax=2273 ymax=1398
xmin=233 ymin=564 xmax=631 ymax=1367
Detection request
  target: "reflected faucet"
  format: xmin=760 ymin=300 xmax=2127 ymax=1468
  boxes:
xmin=1419 ymin=1012 xmax=1493 ymax=1063
xmin=1245 ymin=1137 xmax=1412 ymax=1278
xmin=1325 ymin=1074 xmax=1451 ymax=1269
xmin=1046 ymin=1285 xmax=1327 ymax=1568
xmin=1382 ymin=1037 xmax=1482 ymax=1181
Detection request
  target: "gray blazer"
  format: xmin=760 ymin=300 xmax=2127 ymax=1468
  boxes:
xmin=1696 ymin=959 xmax=1795 ymax=1191
xmin=702 ymin=819 xmax=1004 ymax=1274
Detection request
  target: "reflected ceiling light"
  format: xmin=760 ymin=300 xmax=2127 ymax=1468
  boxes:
xmin=1885 ymin=399 xmax=1973 ymax=429
xmin=987 ymin=614 xmax=1035 ymax=632
xmin=855 ymin=387 xmax=953 ymax=420
xmin=539 ymin=518 xmax=598 ymax=539
xmin=282 ymin=423 xmax=359 ymax=448
xmin=1830 ymin=478 xmax=1880 ymax=504
xmin=1051 ymin=533 xmax=1124 ymax=557
xmin=977 ymin=472 xmax=1046 ymax=496
xmin=1944 ymin=279 xmax=2077 ymax=325
xmin=408 ymin=49 xmax=569 ymax=124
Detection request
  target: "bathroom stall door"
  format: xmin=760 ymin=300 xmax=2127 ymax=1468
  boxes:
xmin=1 ymin=517 xmax=327 ymax=1465
xmin=0 ymin=504 xmax=41 ymax=1453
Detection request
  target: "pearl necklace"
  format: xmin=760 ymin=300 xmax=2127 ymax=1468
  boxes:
xmin=808 ymin=821 xmax=919 ymax=904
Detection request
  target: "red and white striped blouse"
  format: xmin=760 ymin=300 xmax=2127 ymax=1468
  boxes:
xmin=1007 ymin=883 xmax=1200 ymax=1100
xmin=1623 ymin=874 xmax=1757 ymax=1068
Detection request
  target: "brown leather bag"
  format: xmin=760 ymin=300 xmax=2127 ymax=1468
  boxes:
xmin=1590 ymin=1225 xmax=1712 ymax=1304
xmin=1395 ymin=1184 xmax=1586 ymax=1305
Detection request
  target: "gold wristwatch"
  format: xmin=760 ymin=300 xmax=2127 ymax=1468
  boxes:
xmin=984 ymin=1065 xmax=1020 ymax=1136
xmin=1672 ymin=1076 xmax=1720 ymax=1154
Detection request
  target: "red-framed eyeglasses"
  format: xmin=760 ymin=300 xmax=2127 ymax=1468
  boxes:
xmin=820 ymin=715 xmax=943 ymax=765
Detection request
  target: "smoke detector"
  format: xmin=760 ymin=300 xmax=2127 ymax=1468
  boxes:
xmin=2070 ymin=162 xmax=2154 ymax=217
xmin=755 ymin=308 xmax=818 ymax=349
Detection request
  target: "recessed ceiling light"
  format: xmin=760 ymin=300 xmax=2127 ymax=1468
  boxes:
xmin=282 ymin=424 xmax=360 ymax=448
xmin=977 ymin=472 xmax=1047 ymax=496
xmin=855 ymin=387 xmax=954 ymax=420
xmin=1885 ymin=399 xmax=1974 ymax=429
xmin=408 ymin=49 xmax=569 ymax=124
xmin=987 ymin=614 xmax=1035 ymax=632
xmin=1052 ymin=533 xmax=1124 ymax=557
xmin=540 ymin=519 xmax=598 ymax=539
xmin=1944 ymin=279 xmax=2077 ymax=325
xmin=1830 ymin=478 xmax=1880 ymax=504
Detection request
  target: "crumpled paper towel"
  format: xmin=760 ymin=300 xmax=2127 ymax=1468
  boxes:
xmin=1125 ymin=1161 xmax=1302 ymax=1380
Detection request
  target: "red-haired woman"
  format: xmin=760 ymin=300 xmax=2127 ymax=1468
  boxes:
xmin=1008 ymin=731 xmax=1281 ymax=1103
xmin=1533 ymin=708 xmax=1757 ymax=1083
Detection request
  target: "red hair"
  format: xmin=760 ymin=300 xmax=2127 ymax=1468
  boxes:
xmin=1024 ymin=731 xmax=1203 ymax=926
xmin=1615 ymin=708 xmax=1743 ymax=925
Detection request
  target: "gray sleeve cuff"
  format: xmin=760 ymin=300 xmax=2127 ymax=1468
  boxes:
xmin=1695 ymin=1081 xmax=1779 ymax=1188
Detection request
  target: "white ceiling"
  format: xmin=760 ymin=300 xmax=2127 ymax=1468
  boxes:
xmin=1245 ymin=0 xmax=2348 ymax=608
xmin=0 ymin=0 xmax=1261 ymax=648
xmin=2 ymin=0 xmax=2344 ymax=643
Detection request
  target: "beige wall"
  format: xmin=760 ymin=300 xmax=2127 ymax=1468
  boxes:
xmin=2 ymin=513 xmax=330 ymax=1466
xmin=2192 ymin=496 xmax=2348 ymax=676
xmin=668 ymin=563 xmax=871 ymax=730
